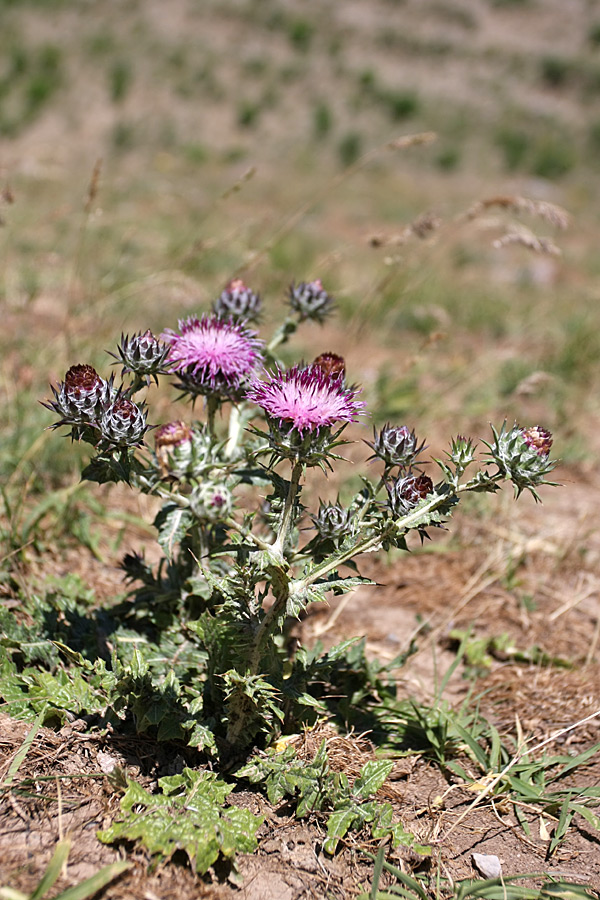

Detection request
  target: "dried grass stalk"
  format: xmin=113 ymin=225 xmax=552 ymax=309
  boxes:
xmin=466 ymin=195 xmax=570 ymax=230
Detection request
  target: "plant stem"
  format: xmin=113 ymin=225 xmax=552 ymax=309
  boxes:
xmin=225 ymin=404 xmax=243 ymax=458
xmin=206 ymin=395 xmax=219 ymax=437
xmin=265 ymin=317 xmax=298 ymax=357
xmin=271 ymin=459 xmax=304 ymax=558
xmin=225 ymin=568 xmax=290 ymax=748
xmin=224 ymin=515 xmax=273 ymax=552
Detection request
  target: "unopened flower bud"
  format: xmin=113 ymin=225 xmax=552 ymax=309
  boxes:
xmin=155 ymin=421 xmax=193 ymax=477
xmin=213 ymin=279 xmax=261 ymax=322
xmin=448 ymin=434 xmax=477 ymax=468
xmin=387 ymin=473 xmax=434 ymax=517
xmin=311 ymin=501 xmax=353 ymax=540
xmin=367 ymin=424 xmax=426 ymax=470
xmin=312 ymin=352 xmax=345 ymax=381
xmin=288 ymin=279 xmax=334 ymax=323
xmin=191 ymin=482 xmax=233 ymax=522
xmin=111 ymin=331 xmax=171 ymax=382
xmin=44 ymin=364 xmax=114 ymax=427
xmin=99 ymin=396 xmax=148 ymax=447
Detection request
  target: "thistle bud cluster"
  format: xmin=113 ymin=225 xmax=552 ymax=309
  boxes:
xmin=288 ymin=279 xmax=334 ymax=322
xmin=44 ymin=364 xmax=148 ymax=448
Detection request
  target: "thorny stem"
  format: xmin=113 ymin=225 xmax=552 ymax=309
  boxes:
xmin=225 ymin=566 xmax=290 ymax=748
xmin=248 ymin=578 xmax=288 ymax=676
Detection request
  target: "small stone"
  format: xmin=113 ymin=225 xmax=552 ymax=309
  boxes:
xmin=472 ymin=853 xmax=502 ymax=878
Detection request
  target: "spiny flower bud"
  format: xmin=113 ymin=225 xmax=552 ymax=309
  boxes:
xmin=312 ymin=352 xmax=345 ymax=381
xmin=155 ymin=421 xmax=193 ymax=477
xmin=367 ymin=424 xmax=426 ymax=470
xmin=44 ymin=365 xmax=114 ymax=427
xmin=99 ymin=396 xmax=148 ymax=447
xmin=191 ymin=482 xmax=233 ymax=522
xmin=288 ymin=279 xmax=334 ymax=323
xmin=387 ymin=472 xmax=434 ymax=518
xmin=485 ymin=422 xmax=556 ymax=499
xmin=110 ymin=330 xmax=171 ymax=382
xmin=448 ymin=434 xmax=477 ymax=468
xmin=311 ymin=501 xmax=353 ymax=540
xmin=213 ymin=278 xmax=261 ymax=322
xmin=154 ymin=422 xmax=218 ymax=480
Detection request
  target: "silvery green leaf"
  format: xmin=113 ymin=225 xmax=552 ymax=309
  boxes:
xmin=154 ymin=503 xmax=194 ymax=560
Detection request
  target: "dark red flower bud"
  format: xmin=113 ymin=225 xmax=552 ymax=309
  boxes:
xmin=312 ymin=352 xmax=345 ymax=380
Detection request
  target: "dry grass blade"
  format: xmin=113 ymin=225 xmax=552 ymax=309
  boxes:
xmin=84 ymin=159 xmax=102 ymax=214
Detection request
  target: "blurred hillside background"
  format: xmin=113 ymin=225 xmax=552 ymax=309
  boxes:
xmin=2 ymin=0 xmax=600 ymax=485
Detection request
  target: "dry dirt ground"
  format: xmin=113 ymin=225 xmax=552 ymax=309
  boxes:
xmin=1 ymin=469 xmax=600 ymax=899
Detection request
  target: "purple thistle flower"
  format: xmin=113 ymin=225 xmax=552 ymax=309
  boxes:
xmin=246 ymin=363 xmax=364 ymax=434
xmin=162 ymin=314 xmax=263 ymax=399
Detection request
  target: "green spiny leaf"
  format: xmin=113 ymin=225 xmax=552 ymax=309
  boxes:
xmin=98 ymin=769 xmax=262 ymax=876
xmin=353 ymin=760 xmax=394 ymax=800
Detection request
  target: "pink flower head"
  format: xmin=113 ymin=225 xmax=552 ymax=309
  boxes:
xmin=246 ymin=363 xmax=365 ymax=434
xmin=521 ymin=425 xmax=553 ymax=457
xmin=162 ymin=314 xmax=263 ymax=398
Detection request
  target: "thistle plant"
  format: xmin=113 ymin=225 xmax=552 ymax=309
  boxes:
xmin=43 ymin=280 xmax=558 ymax=760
